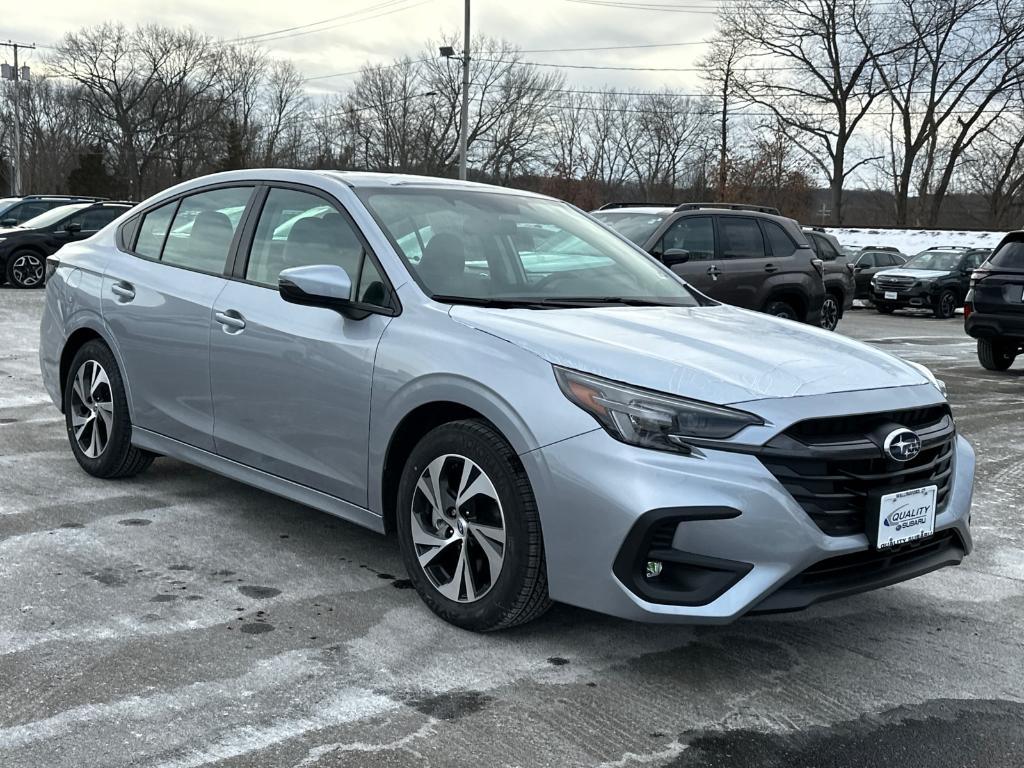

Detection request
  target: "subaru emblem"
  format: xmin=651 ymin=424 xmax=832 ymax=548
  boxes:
xmin=883 ymin=428 xmax=922 ymax=462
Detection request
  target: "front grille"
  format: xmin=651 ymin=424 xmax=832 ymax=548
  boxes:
xmin=876 ymin=274 xmax=915 ymax=288
xmin=759 ymin=407 xmax=955 ymax=537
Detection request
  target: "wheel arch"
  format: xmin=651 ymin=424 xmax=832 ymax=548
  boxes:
xmin=762 ymin=286 xmax=810 ymax=320
xmin=58 ymin=321 xmax=132 ymax=416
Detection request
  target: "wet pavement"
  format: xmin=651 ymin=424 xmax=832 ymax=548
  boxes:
xmin=1 ymin=290 xmax=1021 ymax=767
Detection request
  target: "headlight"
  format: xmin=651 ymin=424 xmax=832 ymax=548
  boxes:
xmin=554 ymin=366 xmax=764 ymax=451
xmin=907 ymin=360 xmax=946 ymax=397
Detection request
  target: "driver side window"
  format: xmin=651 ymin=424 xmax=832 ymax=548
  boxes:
xmin=658 ymin=216 xmax=715 ymax=261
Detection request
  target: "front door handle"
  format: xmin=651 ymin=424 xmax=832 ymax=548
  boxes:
xmin=214 ymin=309 xmax=246 ymax=332
xmin=706 ymin=265 xmax=721 ymax=281
xmin=764 ymin=263 xmax=779 ymax=273
xmin=111 ymin=281 xmax=135 ymax=301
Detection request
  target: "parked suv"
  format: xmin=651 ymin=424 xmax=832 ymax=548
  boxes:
xmin=0 ymin=201 xmax=133 ymax=288
xmin=803 ymin=227 xmax=855 ymax=330
xmin=964 ymin=232 xmax=1024 ymax=370
xmin=0 ymin=194 xmax=106 ymax=227
xmin=871 ymin=247 xmax=988 ymax=318
xmin=851 ymin=249 xmax=907 ymax=300
xmin=40 ymin=170 xmax=973 ymax=631
xmin=593 ymin=203 xmax=825 ymax=325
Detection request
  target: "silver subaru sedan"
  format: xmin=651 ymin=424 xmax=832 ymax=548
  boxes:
xmin=39 ymin=170 xmax=974 ymax=630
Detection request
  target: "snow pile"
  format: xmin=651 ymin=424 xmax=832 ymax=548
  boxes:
xmin=824 ymin=227 xmax=1008 ymax=254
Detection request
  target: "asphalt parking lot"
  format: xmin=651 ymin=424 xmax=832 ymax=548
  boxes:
xmin=1 ymin=290 xmax=1022 ymax=768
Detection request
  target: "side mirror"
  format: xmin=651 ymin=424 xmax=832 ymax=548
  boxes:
xmin=64 ymin=221 xmax=82 ymax=234
xmin=279 ymin=264 xmax=356 ymax=315
xmin=662 ymin=248 xmax=690 ymax=266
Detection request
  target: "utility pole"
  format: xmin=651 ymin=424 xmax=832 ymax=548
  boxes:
xmin=458 ymin=0 xmax=470 ymax=181
xmin=1 ymin=41 xmax=35 ymax=196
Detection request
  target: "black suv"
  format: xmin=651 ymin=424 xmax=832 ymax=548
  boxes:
xmin=0 ymin=195 xmax=106 ymax=227
xmin=0 ymin=201 xmax=133 ymax=288
xmin=593 ymin=203 xmax=825 ymax=326
xmin=964 ymin=232 xmax=1024 ymax=370
xmin=850 ymin=249 xmax=907 ymax=299
xmin=803 ymin=228 xmax=855 ymax=330
xmin=870 ymin=247 xmax=989 ymax=318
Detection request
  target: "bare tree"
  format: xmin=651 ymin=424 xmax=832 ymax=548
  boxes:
xmin=699 ymin=28 xmax=744 ymax=200
xmin=262 ymin=59 xmax=306 ymax=166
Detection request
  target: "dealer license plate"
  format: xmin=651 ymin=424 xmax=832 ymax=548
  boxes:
xmin=875 ymin=486 xmax=937 ymax=549
xmin=884 ymin=291 xmax=898 ymax=300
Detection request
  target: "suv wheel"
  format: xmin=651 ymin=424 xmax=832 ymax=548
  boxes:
xmin=933 ymin=289 xmax=958 ymax=319
xmin=6 ymin=250 xmax=46 ymax=288
xmin=764 ymin=300 xmax=797 ymax=320
xmin=64 ymin=340 xmax=155 ymax=478
xmin=977 ymin=338 xmax=1017 ymax=371
xmin=820 ymin=294 xmax=841 ymax=331
xmin=396 ymin=419 xmax=552 ymax=631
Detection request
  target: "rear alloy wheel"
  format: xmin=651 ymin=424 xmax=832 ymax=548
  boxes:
xmin=977 ymin=338 xmax=1017 ymax=371
xmin=6 ymin=250 xmax=46 ymax=288
xmin=397 ymin=419 xmax=551 ymax=631
xmin=764 ymin=300 xmax=797 ymax=320
xmin=64 ymin=340 xmax=155 ymax=478
xmin=933 ymin=289 xmax=958 ymax=319
xmin=820 ymin=294 xmax=841 ymax=331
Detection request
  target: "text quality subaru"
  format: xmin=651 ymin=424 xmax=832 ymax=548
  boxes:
xmin=39 ymin=170 xmax=974 ymax=630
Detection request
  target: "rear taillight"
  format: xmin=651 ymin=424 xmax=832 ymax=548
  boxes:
xmin=44 ymin=256 xmax=60 ymax=283
xmin=963 ymin=292 xmax=973 ymax=322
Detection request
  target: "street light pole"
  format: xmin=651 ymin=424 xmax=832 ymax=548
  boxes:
xmin=1 ymin=41 xmax=34 ymax=195
xmin=458 ymin=0 xmax=470 ymax=181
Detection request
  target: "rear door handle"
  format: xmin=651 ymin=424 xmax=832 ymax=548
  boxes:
xmin=214 ymin=309 xmax=246 ymax=332
xmin=764 ymin=263 xmax=779 ymax=273
xmin=111 ymin=281 xmax=135 ymax=301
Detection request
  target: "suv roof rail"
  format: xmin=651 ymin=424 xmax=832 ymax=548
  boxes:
xmin=672 ymin=202 xmax=781 ymax=215
xmin=803 ymin=225 xmax=827 ymax=232
xmin=925 ymin=245 xmax=970 ymax=250
xmin=596 ymin=202 xmax=676 ymax=211
xmin=21 ymin=194 xmax=108 ymax=201
xmin=99 ymin=200 xmax=138 ymax=206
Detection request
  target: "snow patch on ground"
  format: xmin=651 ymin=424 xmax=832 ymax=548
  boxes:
xmin=824 ymin=227 xmax=1007 ymax=254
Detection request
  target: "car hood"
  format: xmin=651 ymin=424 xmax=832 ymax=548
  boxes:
xmin=451 ymin=303 xmax=928 ymax=405
xmin=876 ymin=268 xmax=949 ymax=280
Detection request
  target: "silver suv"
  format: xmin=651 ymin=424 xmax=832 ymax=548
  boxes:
xmin=40 ymin=170 xmax=975 ymax=630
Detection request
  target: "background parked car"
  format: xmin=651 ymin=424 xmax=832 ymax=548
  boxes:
xmin=0 ymin=195 xmax=106 ymax=227
xmin=871 ymin=246 xmax=988 ymax=318
xmin=593 ymin=202 xmax=825 ymax=325
xmin=0 ymin=201 xmax=133 ymax=288
xmin=803 ymin=227 xmax=854 ymax=330
xmin=964 ymin=232 xmax=1024 ymax=370
xmin=851 ymin=249 xmax=908 ymax=299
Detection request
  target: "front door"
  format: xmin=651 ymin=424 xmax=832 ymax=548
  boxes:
xmin=209 ymin=186 xmax=394 ymax=505
xmin=854 ymin=252 xmax=884 ymax=296
xmin=656 ymin=215 xmax=719 ymax=296
xmin=712 ymin=216 xmax=774 ymax=310
xmin=102 ymin=186 xmax=254 ymax=451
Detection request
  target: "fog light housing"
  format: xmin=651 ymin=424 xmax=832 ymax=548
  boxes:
xmin=645 ymin=560 xmax=663 ymax=579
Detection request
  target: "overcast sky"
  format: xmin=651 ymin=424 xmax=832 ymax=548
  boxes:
xmin=8 ymin=0 xmax=719 ymax=95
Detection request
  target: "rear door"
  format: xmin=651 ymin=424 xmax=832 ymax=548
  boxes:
xmin=102 ymin=185 xmax=255 ymax=451
xmin=712 ymin=216 xmax=771 ymax=309
xmin=973 ymin=239 xmax=1024 ymax=317
xmin=655 ymin=215 xmax=718 ymax=296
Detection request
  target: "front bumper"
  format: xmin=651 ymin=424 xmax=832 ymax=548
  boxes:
xmin=871 ymin=285 xmax=940 ymax=308
xmin=523 ymin=394 xmax=974 ymax=624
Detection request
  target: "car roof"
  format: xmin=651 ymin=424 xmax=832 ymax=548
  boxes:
xmin=594 ymin=207 xmax=672 ymax=215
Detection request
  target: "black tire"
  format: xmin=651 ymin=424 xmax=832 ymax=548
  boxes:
xmin=5 ymin=249 xmax=46 ymax=289
xmin=876 ymin=303 xmax=895 ymax=314
xmin=63 ymin=340 xmax=155 ymax=478
xmin=820 ymin=293 xmax=841 ymax=331
xmin=933 ymin=289 xmax=958 ymax=319
xmin=977 ymin=338 xmax=1017 ymax=371
xmin=396 ymin=419 xmax=551 ymax=631
xmin=764 ymin=300 xmax=797 ymax=320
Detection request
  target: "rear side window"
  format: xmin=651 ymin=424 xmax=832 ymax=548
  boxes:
xmin=766 ymin=222 xmax=798 ymax=258
xmin=718 ymin=217 xmax=766 ymax=259
xmin=161 ymin=187 xmax=252 ymax=273
xmin=990 ymin=241 xmax=1024 ymax=269
xmin=660 ymin=216 xmax=714 ymax=261
xmin=134 ymin=203 xmax=177 ymax=259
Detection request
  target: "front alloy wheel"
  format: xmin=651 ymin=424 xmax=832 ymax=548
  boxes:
xmin=6 ymin=251 xmax=45 ymax=288
xmin=934 ymin=289 xmax=957 ymax=319
xmin=820 ymin=294 xmax=840 ymax=331
xmin=397 ymin=419 xmax=551 ymax=631
xmin=411 ymin=453 xmax=507 ymax=602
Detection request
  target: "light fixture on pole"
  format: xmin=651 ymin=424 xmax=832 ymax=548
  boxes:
xmin=439 ymin=0 xmax=471 ymax=181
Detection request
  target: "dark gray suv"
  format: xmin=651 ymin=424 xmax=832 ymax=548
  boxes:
xmin=593 ymin=203 xmax=825 ymax=325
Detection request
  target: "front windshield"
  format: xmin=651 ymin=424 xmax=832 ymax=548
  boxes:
xmin=357 ymin=188 xmax=697 ymax=307
xmin=591 ymin=211 xmax=667 ymax=245
xmin=20 ymin=203 xmax=91 ymax=229
xmin=904 ymin=251 xmax=963 ymax=271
